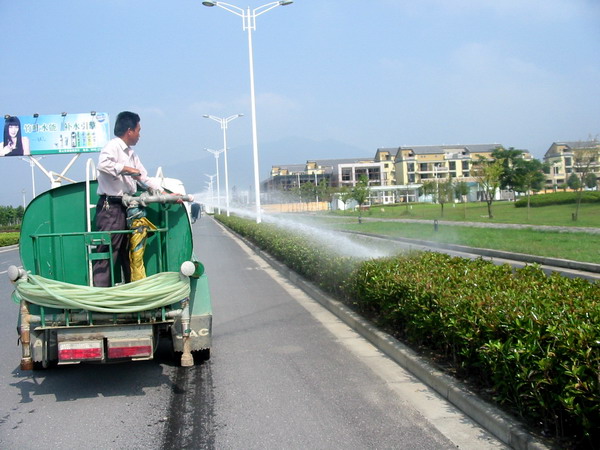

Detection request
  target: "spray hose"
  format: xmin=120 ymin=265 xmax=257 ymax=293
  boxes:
xmin=12 ymin=272 xmax=190 ymax=313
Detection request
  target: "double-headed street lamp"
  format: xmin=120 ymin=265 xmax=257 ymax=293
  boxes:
xmin=205 ymin=148 xmax=225 ymax=213
xmin=202 ymin=0 xmax=293 ymax=223
xmin=203 ymin=113 xmax=243 ymax=216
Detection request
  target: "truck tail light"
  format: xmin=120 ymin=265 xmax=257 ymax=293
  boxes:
xmin=107 ymin=338 xmax=153 ymax=359
xmin=59 ymin=341 xmax=103 ymax=361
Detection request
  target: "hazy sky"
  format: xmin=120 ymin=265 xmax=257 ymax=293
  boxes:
xmin=1 ymin=0 xmax=599 ymax=206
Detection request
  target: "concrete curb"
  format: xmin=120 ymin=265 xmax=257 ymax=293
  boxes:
xmin=230 ymin=230 xmax=551 ymax=450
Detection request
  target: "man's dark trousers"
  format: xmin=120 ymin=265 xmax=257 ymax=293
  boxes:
xmin=92 ymin=197 xmax=131 ymax=287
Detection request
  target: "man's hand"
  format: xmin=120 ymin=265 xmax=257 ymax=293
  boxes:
xmin=166 ymin=192 xmax=184 ymax=204
xmin=121 ymin=166 xmax=141 ymax=179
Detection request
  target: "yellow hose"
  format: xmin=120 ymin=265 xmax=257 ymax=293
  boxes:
xmin=129 ymin=216 xmax=157 ymax=282
xmin=13 ymin=272 xmax=190 ymax=313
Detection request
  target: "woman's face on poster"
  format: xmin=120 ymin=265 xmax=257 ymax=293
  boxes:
xmin=8 ymin=124 xmax=19 ymax=139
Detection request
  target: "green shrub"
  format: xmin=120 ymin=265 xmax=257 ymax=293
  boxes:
xmin=216 ymin=214 xmax=599 ymax=446
xmin=217 ymin=215 xmax=357 ymax=297
xmin=0 ymin=232 xmax=19 ymax=247
xmin=346 ymin=254 xmax=599 ymax=444
xmin=515 ymin=191 xmax=600 ymax=208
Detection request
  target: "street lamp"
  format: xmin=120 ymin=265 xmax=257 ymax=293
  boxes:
xmin=202 ymin=0 xmax=293 ymax=223
xmin=206 ymin=148 xmax=225 ymax=214
xmin=203 ymin=113 xmax=243 ymax=216
xmin=19 ymin=156 xmax=45 ymax=200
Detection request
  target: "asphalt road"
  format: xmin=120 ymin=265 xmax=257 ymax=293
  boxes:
xmin=0 ymin=246 xmax=176 ymax=449
xmin=0 ymin=217 xmax=506 ymax=449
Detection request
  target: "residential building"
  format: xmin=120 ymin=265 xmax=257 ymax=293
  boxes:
xmin=543 ymin=140 xmax=600 ymax=189
xmin=385 ymin=144 xmax=508 ymax=185
xmin=263 ymin=143 xmax=537 ymax=205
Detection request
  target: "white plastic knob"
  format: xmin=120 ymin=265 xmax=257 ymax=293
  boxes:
xmin=180 ymin=261 xmax=196 ymax=277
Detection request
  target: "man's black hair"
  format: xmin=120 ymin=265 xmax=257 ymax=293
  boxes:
xmin=114 ymin=111 xmax=140 ymax=137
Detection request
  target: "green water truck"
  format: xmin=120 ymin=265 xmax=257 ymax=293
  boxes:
xmin=9 ymin=178 xmax=212 ymax=369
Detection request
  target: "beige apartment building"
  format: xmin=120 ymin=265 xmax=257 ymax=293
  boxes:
xmin=542 ymin=140 xmax=600 ymax=189
xmin=264 ymin=143 xmax=547 ymax=204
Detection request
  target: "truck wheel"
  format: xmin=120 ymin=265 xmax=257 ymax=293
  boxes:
xmin=32 ymin=360 xmax=58 ymax=370
xmin=193 ymin=349 xmax=210 ymax=363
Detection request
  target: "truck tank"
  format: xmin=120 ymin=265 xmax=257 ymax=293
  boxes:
xmin=9 ymin=179 xmax=212 ymax=369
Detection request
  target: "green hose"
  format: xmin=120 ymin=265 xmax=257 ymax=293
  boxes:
xmin=13 ymin=272 xmax=190 ymax=313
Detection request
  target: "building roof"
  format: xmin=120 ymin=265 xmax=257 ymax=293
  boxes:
xmin=398 ymin=144 xmax=502 ymax=155
xmin=553 ymin=140 xmax=599 ymax=149
xmin=271 ymin=157 xmax=374 ymax=174
xmin=272 ymin=164 xmax=306 ymax=173
xmin=543 ymin=140 xmax=600 ymax=158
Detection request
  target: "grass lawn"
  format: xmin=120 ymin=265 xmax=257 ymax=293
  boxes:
xmin=301 ymin=201 xmax=600 ymax=263
xmin=331 ymin=201 xmax=600 ymax=228
xmin=328 ymin=221 xmax=600 ymax=264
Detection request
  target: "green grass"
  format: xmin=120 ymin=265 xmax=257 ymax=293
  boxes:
xmin=331 ymin=201 xmax=600 ymax=228
xmin=301 ymin=202 xmax=600 ymax=263
xmin=327 ymin=221 xmax=600 ymax=263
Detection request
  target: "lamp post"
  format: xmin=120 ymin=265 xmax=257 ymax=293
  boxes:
xmin=19 ymin=156 xmax=45 ymax=200
xmin=206 ymin=149 xmax=225 ymax=214
xmin=202 ymin=0 xmax=293 ymax=223
xmin=203 ymin=114 xmax=243 ymax=216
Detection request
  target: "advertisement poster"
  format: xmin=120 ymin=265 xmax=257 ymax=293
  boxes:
xmin=1 ymin=112 xmax=110 ymax=157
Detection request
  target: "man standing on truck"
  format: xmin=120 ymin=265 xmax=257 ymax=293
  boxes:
xmin=93 ymin=111 xmax=163 ymax=287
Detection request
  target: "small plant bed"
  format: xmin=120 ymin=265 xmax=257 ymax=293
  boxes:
xmin=0 ymin=231 xmax=19 ymax=247
xmin=217 ymin=214 xmax=600 ymax=449
xmin=515 ymin=191 xmax=600 ymax=208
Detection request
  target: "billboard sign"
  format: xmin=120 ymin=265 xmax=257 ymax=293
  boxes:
xmin=1 ymin=112 xmax=110 ymax=157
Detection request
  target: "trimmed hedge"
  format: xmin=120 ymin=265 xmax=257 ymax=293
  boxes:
xmin=346 ymin=253 xmax=599 ymax=445
xmin=0 ymin=232 xmax=19 ymax=247
xmin=216 ymin=214 xmax=599 ymax=447
xmin=515 ymin=191 xmax=600 ymax=208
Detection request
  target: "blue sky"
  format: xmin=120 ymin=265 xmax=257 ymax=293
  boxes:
xmin=1 ymin=0 xmax=599 ymax=206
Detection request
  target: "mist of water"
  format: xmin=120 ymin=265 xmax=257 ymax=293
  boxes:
xmin=192 ymin=194 xmax=397 ymax=260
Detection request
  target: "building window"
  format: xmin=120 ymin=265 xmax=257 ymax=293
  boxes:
xmin=449 ymin=161 xmax=456 ymax=170
xmin=462 ymin=161 xmax=469 ymax=170
xmin=341 ymin=168 xmax=352 ymax=181
xmin=407 ymin=163 xmax=415 ymax=172
xmin=369 ymin=169 xmax=381 ymax=182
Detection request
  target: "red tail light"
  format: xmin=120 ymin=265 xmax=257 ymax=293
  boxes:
xmin=107 ymin=338 xmax=153 ymax=359
xmin=59 ymin=341 xmax=103 ymax=361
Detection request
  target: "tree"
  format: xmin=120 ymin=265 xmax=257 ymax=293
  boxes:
xmin=492 ymin=147 xmax=525 ymax=192
xmin=436 ymin=177 xmax=455 ymax=218
xmin=0 ymin=205 xmax=23 ymax=228
xmin=454 ymin=181 xmax=470 ymax=219
xmin=513 ymin=159 xmax=546 ymax=219
xmin=421 ymin=180 xmax=437 ymax=202
xmin=571 ymin=144 xmax=599 ymax=220
xmin=299 ymin=181 xmax=316 ymax=205
xmin=471 ymin=156 xmax=503 ymax=219
xmin=351 ymin=175 xmax=370 ymax=223
xmin=316 ymin=179 xmax=333 ymax=203
xmin=584 ymin=172 xmax=598 ymax=190
xmin=338 ymin=186 xmax=353 ymax=210
xmin=567 ymin=173 xmax=581 ymax=190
